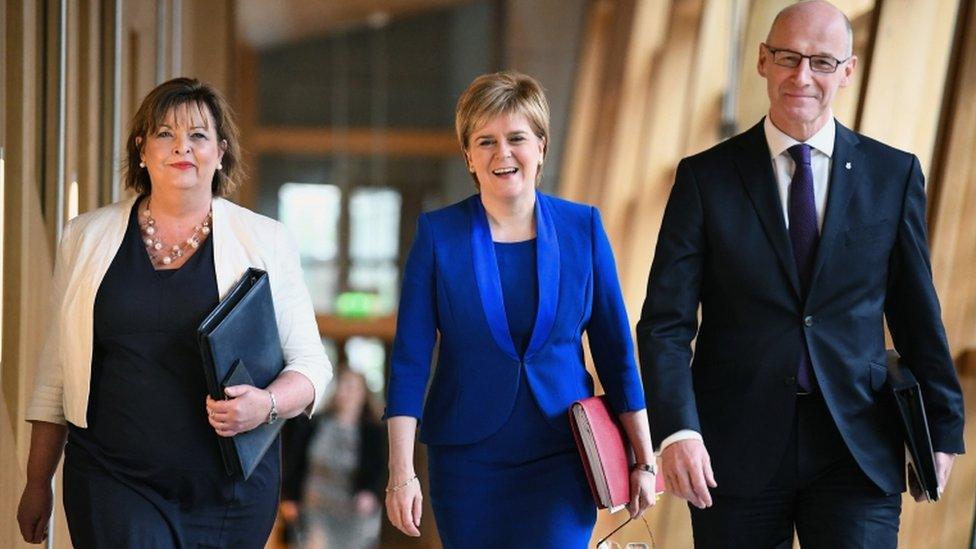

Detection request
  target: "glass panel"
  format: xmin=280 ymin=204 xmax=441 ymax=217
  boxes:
xmin=278 ymin=182 xmax=341 ymax=261
xmin=348 ymin=260 xmax=399 ymax=316
xmin=348 ymin=187 xmax=401 ymax=315
xmin=279 ymin=183 xmax=341 ymax=313
xmin=303 ymin=262 xmax=340 ymax=314
xmin=349 ymin=187 xmax=401 ymax=261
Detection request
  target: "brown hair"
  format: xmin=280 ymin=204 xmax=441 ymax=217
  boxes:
xmin=455 ymin=71 xmax=550 ymax=187
xmin=123 ymin=77 xmax=244 ymax=196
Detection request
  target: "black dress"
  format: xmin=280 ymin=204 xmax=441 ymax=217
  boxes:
xmin=63 ymin=199 xmax=280 ymax=549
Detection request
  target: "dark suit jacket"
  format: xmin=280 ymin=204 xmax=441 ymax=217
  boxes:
xmin=386 ymin=192 xmax=645 ymax=445
xmin=637 ymin=119 xmax=965 ymax=496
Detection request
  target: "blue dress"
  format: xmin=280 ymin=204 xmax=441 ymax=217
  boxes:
xmin=62 ymin=199 xmax=280 ymax=549
xmin=427 ymin=239 xmax=595 ymax=548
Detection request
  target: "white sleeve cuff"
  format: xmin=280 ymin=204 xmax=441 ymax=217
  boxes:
xmin=656 ymin=429 xmax=703 ymax=456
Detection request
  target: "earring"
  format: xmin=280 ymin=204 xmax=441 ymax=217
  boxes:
xmin=217 ymin=163 xmax=223 ymax=170
xmin=139 ymin=161 xmax=145 ymax=168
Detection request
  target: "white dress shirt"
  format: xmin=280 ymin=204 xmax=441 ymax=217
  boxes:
xmin=656 ymin=115 xmax=835 ymax=456
xmin=764 ymin=115 xmax=834 ymax=231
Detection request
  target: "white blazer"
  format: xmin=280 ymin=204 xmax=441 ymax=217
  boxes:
xmin=26 ymin=195 xmax=332 ymax=427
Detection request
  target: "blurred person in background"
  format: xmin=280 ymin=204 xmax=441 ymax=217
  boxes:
xmin=383 ymin=71 xmax=656 ymax=548
xmin=282 ymin=368 xmax=386 ymax=549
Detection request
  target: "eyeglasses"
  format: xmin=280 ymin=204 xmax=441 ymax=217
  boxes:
xmin=595 ymin=514 xmax=657 ymax=549
xmin=763 ymin=43 xmax=851 ymax=74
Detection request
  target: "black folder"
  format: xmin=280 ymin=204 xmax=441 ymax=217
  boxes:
xmin=198 ymin=268 xmax=285 ymax=480
xmin=886 ymin=350 xmax=940 ymax=502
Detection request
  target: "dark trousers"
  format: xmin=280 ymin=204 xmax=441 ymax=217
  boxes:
xmin=689 ymin=393 xmax=901 ymax=549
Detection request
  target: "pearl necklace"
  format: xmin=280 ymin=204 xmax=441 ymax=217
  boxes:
xmin=139 ymin=198 xmax=212 ymax=267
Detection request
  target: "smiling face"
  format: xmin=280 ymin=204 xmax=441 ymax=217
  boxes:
xmin=137 ymin=102 xmax=226 ymax=196
xmin=758 ymin=1 xmax=856 ymax=139
xmin=464 ymin=111 xmax=545 ymax=203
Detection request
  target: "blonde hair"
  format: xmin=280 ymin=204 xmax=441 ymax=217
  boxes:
xmin=455 ymin=71 xmax=550 ymax=187
xmin=123 ymin=77 xmax=244 ymax=197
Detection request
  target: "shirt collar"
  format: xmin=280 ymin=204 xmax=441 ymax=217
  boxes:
xmin=763 ymin=115 xmax=835 ymax=159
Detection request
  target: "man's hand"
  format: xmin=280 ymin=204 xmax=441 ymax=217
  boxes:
xmin=908 ymin=452 xmax=955 ymax=502
xmin=661 ymin=439 xmax=717 ymax=509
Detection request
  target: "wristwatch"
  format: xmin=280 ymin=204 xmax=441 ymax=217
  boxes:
xmin=266 ymin=390 xmax=279 ymax=425
xmin=633 ymin=462 xmax=657 ymax=475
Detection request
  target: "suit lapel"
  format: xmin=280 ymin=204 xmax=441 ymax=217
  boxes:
xmin=733 ymin=120 xmax=802 ymax=300
xmin=469 ymin=192 xmax=560 ymax=362
xmin=525 ymin=193 xmax=559 ymax=359
xmin=809 ymin=122 xmax=863 ymax=292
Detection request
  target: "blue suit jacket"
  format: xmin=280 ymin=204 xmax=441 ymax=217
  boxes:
xmin=637 ymin=120 xmax=965 ymax=496
xmin=386 ymin=192 xmax=645 ymax=446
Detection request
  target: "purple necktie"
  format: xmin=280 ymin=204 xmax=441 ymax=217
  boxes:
xmin=788 ymin=144 xmax=818 ymax=392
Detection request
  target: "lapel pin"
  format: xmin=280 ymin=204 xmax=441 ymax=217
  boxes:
xmin=845 ymin=162 xmax=852 ymax=170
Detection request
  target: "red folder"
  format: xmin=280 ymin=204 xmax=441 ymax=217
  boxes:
xmin=569 ymin=395 xmax=665 ymax=511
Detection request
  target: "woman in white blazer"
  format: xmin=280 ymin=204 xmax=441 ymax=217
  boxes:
xmin=16 ymin=78 xmax=332 ymax=548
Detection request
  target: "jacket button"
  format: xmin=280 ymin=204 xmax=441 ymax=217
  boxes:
xmin=803 ymin=315 xmax=814 ymax=327
xmin=784 ymin=376 xmax=796 ymax=386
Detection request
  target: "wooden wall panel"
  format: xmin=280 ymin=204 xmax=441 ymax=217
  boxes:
xmin=857 ymin=0 xmax=961 ymax=173
xmin=78 ymin=0 xmax=103 ymax=216
xmin=561 ymin=0 xmax=644 ymax=207
xmin=180 ymin=0 xmax=234 ymax=91
xmin=930 ymin=0 xmax=976 ymax=361
xmin=617 ymin=0 xmax=706 ymax=313
xmin=120 ymin=0 xmax=159 ymax=142
xmin=2 ymin=1 xmax=64 ymax=544
xmin=594 ymin=0 xmax=669 ymax=244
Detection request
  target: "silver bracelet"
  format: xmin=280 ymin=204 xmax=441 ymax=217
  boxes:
xmin=386 ymin=475 xmax=418 ymax=493
xmin=266 ymin=390 xmax=279 ymax=424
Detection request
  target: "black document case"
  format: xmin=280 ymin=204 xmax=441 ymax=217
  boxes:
xmin=887 ymin=351 xmax=940 ymax=502
xmin=198 ymin=268 xmax=285 ymax=479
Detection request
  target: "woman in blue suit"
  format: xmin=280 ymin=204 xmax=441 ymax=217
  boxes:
xmin=384 ymin=72 xmax=656 ymax=547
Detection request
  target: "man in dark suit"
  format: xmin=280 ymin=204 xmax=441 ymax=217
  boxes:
xmin=636 ymin=1 xmax=965 ymax=546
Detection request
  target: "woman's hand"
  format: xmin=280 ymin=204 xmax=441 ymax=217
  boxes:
xmin=206 ymin=385 xmax=272 ymax=437
xmin=17 ymin=481 xmax=53 ymax=544
xmin=385 ymin=474 xmax=422 ymax=537
xmin=19 ymin=422 xmax=67 ymax=544
xmin=617 ymin=409 xmax=658 ymax=519
xmin=627 ymin=468 xmax=658 ymax=519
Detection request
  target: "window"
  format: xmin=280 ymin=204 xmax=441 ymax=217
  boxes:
xmin=278 ymin=182 xmax=342 ymax=312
